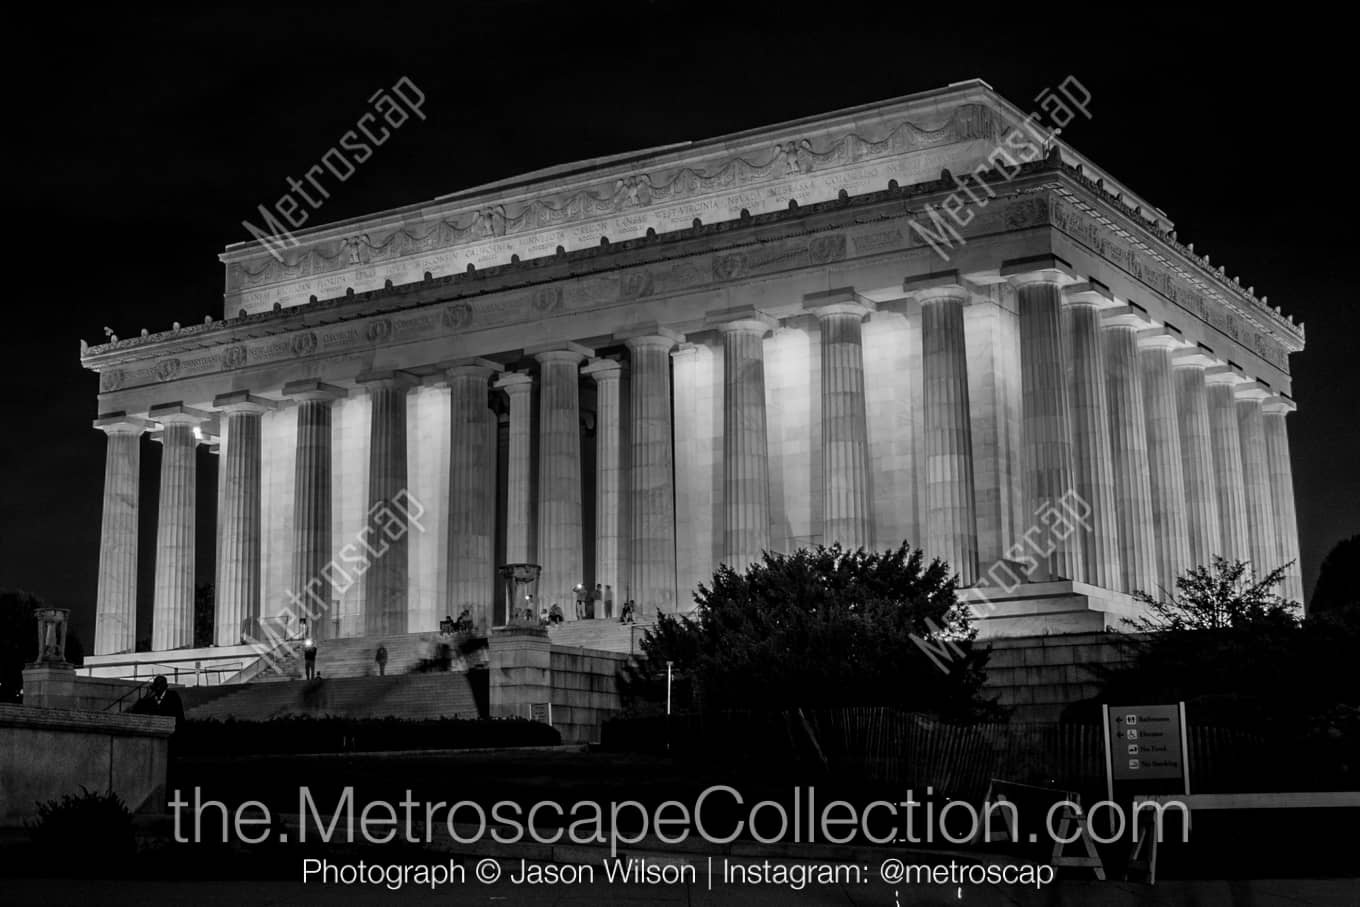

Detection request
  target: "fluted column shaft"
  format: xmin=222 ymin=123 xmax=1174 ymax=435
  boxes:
xmin=152 ymin=415 xmax=200 ymax=650
xmin=1173 ymin=358 xmax=1222 ymax=566
xmin=94 ymin=419 xmax=144 ymax=655
xmin=292 ymin=395 xmax=336 ymax=639
xmin=624 ymin=338 xmax=678 ymax=616
xmin=1103 ymin=318 xmax=1157 ymax=595
xmin=1263 ymin=402 xmax=1303 ymax=602
xmin=816 ymin=304 xmax=873 ymax=550
xmin=1236 ymin=390 xmax=1277 ymax=576
xmin=920 ymin=291 xmax=978 ymax=584
xmin=1206 ymin=373 xmax=1250 ymax=563
xmin=1065 ymin=292 xmax=1121 ymax=589
xmin=536 ymin=349 xmax=586 ymax=617
xmin=585 ymin=359 xmax=625 ymax=616
xmin=496 ymin=373 xmax=535 ymax=565
xmin=215 ymin=402 xmax=265 ymax=646
xmin=1138 ymin=335 xmax=1191 ymax=594
xmin=363 ymin=377 xmax=412 ymax=636
xmin=1016 ymin=277 xmax=1083 ymax=581
xmin=719 ymin=319 xmax=772 ymax=569
xmin=447 ymin=363 xmax=498 ymax=632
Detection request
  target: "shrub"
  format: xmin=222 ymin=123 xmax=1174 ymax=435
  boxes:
xmin=27 ymin=787 xmax=135 ymax=876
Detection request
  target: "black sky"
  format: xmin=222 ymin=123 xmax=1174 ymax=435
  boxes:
xmin=3 ymin=4 xmax=1356 ymax=648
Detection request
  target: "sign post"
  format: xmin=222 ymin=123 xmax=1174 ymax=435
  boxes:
xmin=1103 ymin=702 xmax=1190 ymax=797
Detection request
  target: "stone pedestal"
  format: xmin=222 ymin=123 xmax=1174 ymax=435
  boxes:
xmin=713 ymin=310 xmax=775 ymax=570
xmin=1138 ymin=331 xmax=1191 ymax=595
xmin=93 ymin=414 xmax=147 ymax=656
xmin=809 ymin=295 xmax=873 ymax=550
xmin=150 ymin=404 xmax=208 ymax=651
xmin=447 ymin=360 xmax=500 ymax=632
xmin=213 ymin=393 xmax=273 ymax=646
xmin=489 ymin=624 xmax=552 ymax=721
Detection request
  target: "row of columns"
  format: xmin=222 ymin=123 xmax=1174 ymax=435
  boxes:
xmin=92 ymin=271 xmax=1304 ymax=654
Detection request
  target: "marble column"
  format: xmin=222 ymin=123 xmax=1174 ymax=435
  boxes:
xmin=713 ymin=311 xmax=775 ymax=570
xmin=584 ymin=358 xmax=625 ymax=617
xmin=535 ymin=345 xmax=589 ymax=618
xmin=1063 ymin=284 xmax=1121 ymax=590
xmin=93 ymin=414 xmax=147 ymax=655
xmin=1235 ymin=383 xmax=1278 ymax=577
xmin=284 ymin=380 xmax=345 ymax=641
xmin=447 ymin=360 xmax=500 ymax=632
xmin=916 ymin=283 xmax=978 ymax=584
xmin=1102 ymin=310 xmax=1157 ymax=595
xmin=150 ymin=404 xmax=207 ymax=651
xmin=360 ymin=372 xmax=414 ymax=637
xmin=495 ymin=372 xmax=535 ymax=566
xmin=810 ymin=296 xmax=873 ymax=550
xmin=1010 ymin=268 xmax=1083 ymax=582
xmin=624 ymin=334 xmax=679 ymax=616
xmin=1263 ymin=397 xmax=1303 ymax=602
xmin=1172 ymin=352 xmax=1222 ymax=567
xmin=1205 ymin=368 xmax=1251 ymax=564
xmin=212 ymin=392 xmax=273 ymax=646
xmin=1137 ymin=331 xmax=1192 ymax=594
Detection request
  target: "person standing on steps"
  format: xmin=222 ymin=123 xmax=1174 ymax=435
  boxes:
xmin=303 ymin=637 xmax=318 ymax=680
xmin=375 ymin=643 xmax=388 ymax=676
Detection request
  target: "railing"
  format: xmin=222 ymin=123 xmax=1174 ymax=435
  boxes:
xmin=86 ymin=661 xmax=246 ymax=688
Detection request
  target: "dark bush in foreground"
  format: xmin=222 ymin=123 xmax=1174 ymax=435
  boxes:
xmin=176 ymin=715 xmax=559 ymax=756
xmin=27 ymin=787 xmax=135 ymax=876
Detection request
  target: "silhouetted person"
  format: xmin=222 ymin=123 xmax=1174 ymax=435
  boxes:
xmin=303 ymin=639 xmax=318 ymax=679
xmin=620 ymin=600 xmax=635 ymax=624
xmin=375 ymin=643 xmax=388 ymax=676
xmin=456 ymin=609 xmax=472 ymax=633
xmin=131 ymin=675 xmax=184 ymax=727
xmin=549 ymin=602 xmax=564 ymax=624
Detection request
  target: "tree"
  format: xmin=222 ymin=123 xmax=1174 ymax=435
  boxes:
xmin=622 ymin=543 xmax=1002 ymax=722
xmin=1310 ymin=534 xmax=1360 ymax=618
xmin=1126 ymin=556 xmax=1300 ymax=633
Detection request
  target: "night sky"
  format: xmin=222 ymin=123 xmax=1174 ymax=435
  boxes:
xmin=4 ymin=5 xmax=1356 ymax=650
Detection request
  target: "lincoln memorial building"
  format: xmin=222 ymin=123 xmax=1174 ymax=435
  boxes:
xmin=79 ymin=80 xmax=1305 ymax=677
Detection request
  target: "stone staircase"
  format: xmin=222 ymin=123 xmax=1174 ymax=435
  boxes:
xmin=546 ymin=619 xmax=651 ymax=654
xmin=183 ymin=672 xmax=482 ymax=721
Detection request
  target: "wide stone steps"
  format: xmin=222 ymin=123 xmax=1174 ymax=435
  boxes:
xmin=546 ymin=618 xmax=651 ymax=654
xmin=311 ymin=632 xmax=456 ymax=678
xmin=184 ymin=673 xmax=480 ymax=721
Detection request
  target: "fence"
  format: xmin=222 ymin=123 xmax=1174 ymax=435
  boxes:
xmin=602 ymin=708 xmax=1348 ymax=800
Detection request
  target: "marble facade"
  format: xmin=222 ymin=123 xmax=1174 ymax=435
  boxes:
xmin=81 ymin=81 xmax=1305 ymax=663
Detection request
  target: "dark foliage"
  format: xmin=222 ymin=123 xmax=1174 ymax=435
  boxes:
xmin=27 ymin=787 xmax=135 ymax=876
xmin=1310 ymin=534 xmax=1360 ymax=617
xmin=175 ymin=714 xmax=559 ymax=756
xmin=621 ymin=543 xmax=1002 ymax=722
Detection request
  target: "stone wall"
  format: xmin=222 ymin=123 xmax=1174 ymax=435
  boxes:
xmin=549 ymin=646 xmax=627 ymax=745
xmin=981 ymin=632 xmax=1132 ymax=722
xmin=0 ymin=704 xmax=173 ymax=827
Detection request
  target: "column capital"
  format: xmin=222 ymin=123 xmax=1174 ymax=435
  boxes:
xmin=93 ymin=411 xmax=151 ymax=435
xmin=148 ymin=402 xmax=212 ymax=426
xmin=999 ymin=254 xmax=1079 ymax=288
xmin=1262 ymin=395 xmax=1297 ymax=416
xmin=1171 ymin=348 xmax=1218 ymax=369
xmin=494 ymin=370 xmax=534 ymax=395
xmin=1233 ymin=381 xmax=1272 ymax=402
xmin=1204 ymin=365 xmax=1250 ymax=387
xmin=1136 ymin=326 xmax=1190 ymax=351
xmin=616 ymin=324 xmax=684 ymax=348
xmin=706 ymin=306 xmax=777 ymax=335
xmin=281 ymin=379 xmax=348 ymax=402
xmin=1101 ymin=306 xmax=1154 ymax=330
xmin=441 ymin=357 xmax=502 ymax=381
xmin=901 ymin=270 xmax=969 ymax=304
xmin=355 ymin=369 xmax=419 ymax=390
xmin=1063 ymin=280 xmax=1119 ymax=309
xmin=581 ymin=358 xmax=625 ymax=381
xmin=804 ymin=287 xmax=875 ymax=318
xmin=528 ymin=341 xmax=593 ymax=364
xmin=212 ymin=391 xmax=279 ymax=414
